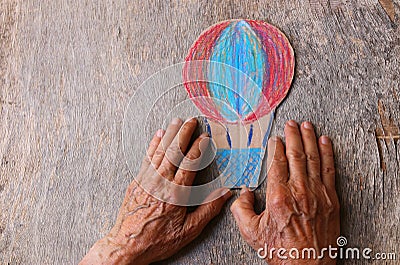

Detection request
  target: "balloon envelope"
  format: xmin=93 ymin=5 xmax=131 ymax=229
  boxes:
xmin=183 ymin=19 xmax=294 ymax=124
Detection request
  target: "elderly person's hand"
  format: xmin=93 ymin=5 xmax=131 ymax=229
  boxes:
xmin=230 ymin=120 xmax=340 ymax=264
xmin=80 ymin=118 xmax=231 ymax=265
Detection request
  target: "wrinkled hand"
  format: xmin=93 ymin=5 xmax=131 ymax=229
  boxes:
xmin=80 ymin=118 xmax=231 ymax=265
xmin=230 ymin=120 xmax=340 ymax=264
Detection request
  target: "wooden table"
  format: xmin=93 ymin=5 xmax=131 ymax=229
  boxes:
xmin=0 ymin=0 xmax=399 ymax=264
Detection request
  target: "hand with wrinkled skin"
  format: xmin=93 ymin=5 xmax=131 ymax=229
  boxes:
xmin=80 ymin=118 xmax=232 ymax=265
xmin=230 ymin=120 xmax=340 ymax=264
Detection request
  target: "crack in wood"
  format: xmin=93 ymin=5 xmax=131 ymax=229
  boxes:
xmin=375 ymin=129 xmax=387 ymax=171
xmin=376 ymin=100 xmax=400 ymax=143
xmin=375 ymin=100 xmax=399 ymax=171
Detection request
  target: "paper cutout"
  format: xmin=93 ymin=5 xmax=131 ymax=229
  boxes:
xmin=183 ymin=19 xmax=294 ymax=188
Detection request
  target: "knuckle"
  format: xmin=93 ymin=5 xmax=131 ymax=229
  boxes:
xmin=311 ymin=173 xmax=321 ymax=180
xmin=269 ymin=193 xmax=287 ymax=208
xmin=166 ymin=143 xmax=185 ymax=159
xmin=167 ymin=143 xmax=182 ymax=155
xmin=153 ymin=148 xmax=165 ymax=159
xmin=179 ymin=168 xmax=190 ymax=178
xmin=158 ymin=166 xmax=175 ymax=179
xmin=142 ymin=155 xmax=151 ymax=165
xmin=272 ymin=153 xmax=288 ymax=163
xmin=271 ymin=160 xmax=288 ymax=172
xmin=286 ymin=150 xmax=306 ymax=162
xmin=181 ymin=156 xmax=200 ymax=172
xmin=180 ymin=157 xmax=191 ymax=168
xmin=149 ymin=141 xmax=158 ymax=150
xmin=306 ymin=152 xmax=320 ymax=163
xmin=165 ymin=155 xmax=182 ymax=168
xmin=165 ymin=148 xmax=183 ymax=165
xmin=176 ymin=169 xmax=191 ymax=184
xmin=267 ymin=168 xmax=286 ymax=181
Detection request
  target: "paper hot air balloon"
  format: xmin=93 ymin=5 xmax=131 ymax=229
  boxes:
xmin=183 ymin=19 xmax=294 ymax=188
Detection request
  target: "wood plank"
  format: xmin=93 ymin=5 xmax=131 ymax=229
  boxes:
xmin=0 ymin=0 xmax=399 ymax=264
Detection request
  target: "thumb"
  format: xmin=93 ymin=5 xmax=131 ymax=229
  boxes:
xmin=230 ymin=187 xmax=260 ymax=243
xmin=182 ymin=188 xmax=232 ymax=241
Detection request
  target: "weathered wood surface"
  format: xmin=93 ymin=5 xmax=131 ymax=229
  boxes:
xmin=0 ymin=0 xmax=399 ymax=264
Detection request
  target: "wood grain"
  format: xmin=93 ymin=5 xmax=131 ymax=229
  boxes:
xmin=0 ymin=0 xmax=399 ymax=264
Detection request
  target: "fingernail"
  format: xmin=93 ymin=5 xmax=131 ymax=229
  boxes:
xmin=156 ymin=129 xmax=164 ymax=137
xmin=321 ymin=136 xmax=330 ymax=145
xmin=171 ymin=117 xmax=182 ymax=125
xmin=287 ymin=120 xmax=297 ymax=127
xmin=303 ymin=121 xmax=313 ymax=129
xmin=240 ymin=185 xmax=247 ymax=194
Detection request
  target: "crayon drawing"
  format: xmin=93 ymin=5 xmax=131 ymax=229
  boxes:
xmin=183 ymin=19 xmax=294 ymax=187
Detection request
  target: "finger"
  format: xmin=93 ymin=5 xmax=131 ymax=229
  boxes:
xmin=230 ymin=188 xmax=260 ymax=243
xmin=266 ymin=136 xmax=289 ymax=187
xmin=139 ymin=129 xmax=164 ymax=173
xmin=151 ymin=118 xmax=183 ymax=169
xmin=182 ymin=188 xmax=232 ymax=242
xmin=319 ymin=136 xmax=336 ymax=192
xmin=300 ymin=122 xmax=321 ymax=182
xmin=158 ymin=118 xmax=198 ymax=180
xmin=284 ymin=120 xmax=307 ymax=182
xmin=174 ymin=133 xmax=208 ymax=186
